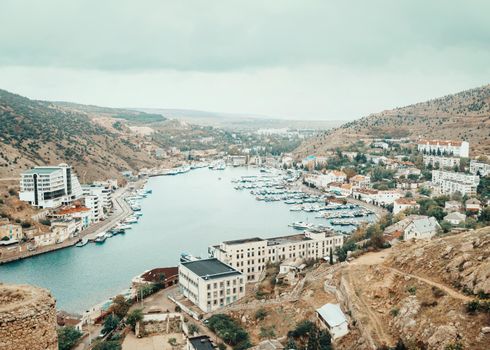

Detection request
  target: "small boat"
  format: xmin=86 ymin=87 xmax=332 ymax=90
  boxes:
xmin=76 ymin=238 xmax=88 ymax=247
xmin=94 ymin=232 xmax=107 ymax=243
xmin=105 ymin=232 xmax=113 ymax=239
xmin=124 ymin=216 xmax=138 ymax=224
xmin=289 ymin=221 xmax=314 ymax=230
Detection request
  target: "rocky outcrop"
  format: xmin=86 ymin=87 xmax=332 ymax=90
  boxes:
xmin=0 ymin=283 xmax=58 ymax=350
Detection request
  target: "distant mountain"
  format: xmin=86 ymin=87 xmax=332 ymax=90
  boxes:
xmin=0 ymin=89 xmax=160 ymax=181
xmin=135 ymin=108 xmax=342 ymax=130
xmin=296 ymin=84 xmax=490 ymax=157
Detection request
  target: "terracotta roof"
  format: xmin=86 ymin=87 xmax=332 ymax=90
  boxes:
xmin=395 ymin=198 xmax=418 ymax=205
xmin=140 ymin=267 xmax=178 ymax=283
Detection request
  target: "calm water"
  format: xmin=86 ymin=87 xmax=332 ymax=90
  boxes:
xmin=0 ymin=167 xmax=327 ymax=313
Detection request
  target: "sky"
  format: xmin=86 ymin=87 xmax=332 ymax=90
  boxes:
xmin=1 ymin=0 xmax=489 ymax=120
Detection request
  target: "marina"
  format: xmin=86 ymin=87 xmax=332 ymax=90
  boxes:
xmin=0 ymin=167 xmax=352 ymax=313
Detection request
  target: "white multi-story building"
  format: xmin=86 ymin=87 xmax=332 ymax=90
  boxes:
xmin=209 ymin=231 xmax=344 ymax=283
xmin=179 ymin=258 xmax=245 ymax=312
xmin=417 ymin=140 xmax=469 ymax=158
xmin=393 ymin=198 xmax=419 ymax=215
xmin=469 ymin=160 xmax=490 ymax=177
xmin=431 ymin=170 xmax=480 ymax=196
xmin=84 ymin=195 xmax=103 ymax=222
xmin=19 ymin=164 xmax=82 ymax=209
xmin=82 ymin=185 xmax=113 ymax=209
xmin=423 ymin=155 xmax=461 ymax=169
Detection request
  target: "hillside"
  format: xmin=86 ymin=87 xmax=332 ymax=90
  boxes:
xmin=296 ymin=84 xmax=490 ymax=157
xmin=0 ymin=89 xmax=159 ymax=181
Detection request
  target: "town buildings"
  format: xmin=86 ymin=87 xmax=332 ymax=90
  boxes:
xmin=417 ymin=140 xmax=469 ymax=158
xmin=469 ymin=160 xmax=490 ymax=176
xmin=209 ymin=231 xmax=344 ymax=283
xmin=393 ymin=198 xmax=419 ymax=215
xmin=19 ymin=164 xmax=82 ymax=209
xmin=178 ymin=258 xmax=245 ymax=312
xmin=349 ymin=174 xmax=371 ymax=188
xmin=384 ymin=215 xmax=441 ymax=241
xmin=465 ymin=198 xmax=482 ymax=213
xmin=352 ymin=188 xmax=402 ymax=206
xmin=431 ymin=170 xmax=480 ymax=196
xmin=423 ymin=155 xmax=460 ymax=169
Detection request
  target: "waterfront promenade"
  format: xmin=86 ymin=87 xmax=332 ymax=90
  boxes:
xmin=0 ymin=183 xmax=136 ymax=264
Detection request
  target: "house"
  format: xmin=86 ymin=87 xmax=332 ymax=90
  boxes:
xmin=444 ymin=200 xmax=462 ymax=212
xmin=19 ymin=164 xmax=82 ymax=209
xmin=52 ymin=206 xmax=92 ymax=229
xmin=393 ymin=198 xmax=419 ymax=215
xmin=179 ymin=258 xmax=245 ymax=312
xmin=316 ymin=303 xmax=349 ymax=339
xmin=376 ymin=190 xmax=403 ymax=206
xmin=417 ymin=139 xmax=469 ymax=158
xmin=395 ymin=167 xmax=421 ymax=179
xmin=384 ymin=215 xmax=441 ymax=241
xmin=349 ymin=174 xmax=370 ymax=188
xmin=372 ymin=141 xmax=389 ymax=150
xmin=444 ymin=212 xmax=466 ymax=225
xmin=465 ymin=198 xmax=482 ymax=213
xmin=187 ymin=335 xmax=216 ymax=350
xmin=50 ymin=220 xmax=77 ymax=243
xmin=132 ymin=267 xmax=178 ymax=290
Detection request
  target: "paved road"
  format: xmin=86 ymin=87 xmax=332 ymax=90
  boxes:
xmin=83 ymin=187 xmax=132 ymax=241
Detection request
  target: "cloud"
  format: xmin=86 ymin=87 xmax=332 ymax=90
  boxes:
xmin=0 ymin=0 xmax=489 ymax=72
xmin=0 ymin=0 xmax=489 ymax=119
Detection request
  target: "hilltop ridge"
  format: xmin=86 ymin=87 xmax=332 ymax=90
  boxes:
xmin=296 ymin=84 xmax=490 ymax=157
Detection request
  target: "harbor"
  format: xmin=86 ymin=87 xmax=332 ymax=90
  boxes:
xmin=0 ymin=167 xmax=336 ymax=313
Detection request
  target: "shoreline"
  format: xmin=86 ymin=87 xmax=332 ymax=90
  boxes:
xmin=0 ymin=179 xmax=146 ymax=265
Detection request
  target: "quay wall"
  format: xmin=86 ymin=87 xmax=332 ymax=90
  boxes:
xmin=0 ymin=283 xmax=58 ymax=350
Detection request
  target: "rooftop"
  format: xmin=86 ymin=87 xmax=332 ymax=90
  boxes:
xmin=316 ymin=303 xmax=347 ymax=327
xmin=181 ymin=258 xmax=241 ymax=280
xmin=223 ymin=237 xmax=263 ymax=245
xmin=23 ymin=167 xmax=61 ymax=175
xmin=189 ymin=336 xmax=216 ymax=350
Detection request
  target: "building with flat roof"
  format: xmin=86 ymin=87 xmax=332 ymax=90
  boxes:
xmin=179 ymin=258 xmax=245 ymax=312
xmin=431 ymin=170 xmax=479 ymax=196
xmin=209 ymin=230 xmax=343 ymax=283
xmin=19 ymin=164 xmax=82 ymax=209
xmin=316 ymin=303 xmax=349 ymax=339
xmin=187 ymin=335 xmax=216 ymax=350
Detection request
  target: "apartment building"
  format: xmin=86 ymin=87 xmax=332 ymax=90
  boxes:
xmin=431 ymin=170 xmax=480 ymax=196
xmin=417 ymin=140 xmax=469 ymax=158
xmin=179 ymin=258 xmax=245 ymax=312
xmin=352 ymin=188 xmax=402 ymax=206
xmin=209 ymin=231 xmax=344 ymax=283
xmin=19 ymin=163 xmax=82 ymax=208
xmin=82 ymin=185 xmax=113 ymax=209
xmin=469 ymin=160 xmax=490 ymax=176
xmin=423 ymin=155 xmax=460 ymax=169
xmin=84 ymin=195 xmax=103 ymax=222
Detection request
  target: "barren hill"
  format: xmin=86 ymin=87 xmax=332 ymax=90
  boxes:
xmin=0 ymin=89 xmax=159 ymax=181
xmin=296 ymin=84 xmax=490 ymax=157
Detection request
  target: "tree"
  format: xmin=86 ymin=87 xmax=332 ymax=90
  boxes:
xmin=58 ymin=326 xmax=82 ymax=350
xmin=478 ymin=207 xmax=490 ymax=223
xmin=427 ymin=205 xmax=445 ymax=221
xmin=439 ymin=220 xmax=452 ymax=233
xmin=109 ymin=295 xmax=130 ymax=319
xmin=254 ymin=308 xmax=267 ymax=321
xmin=188 ymin=323 xmax=200 ymax=336
xmin=126 ymin=309 xmax=143 ymax=331
xmin=329 ymin=249 xmax=333 ymax=265
xmin=102 ymin=314 xmax=120 ymax=335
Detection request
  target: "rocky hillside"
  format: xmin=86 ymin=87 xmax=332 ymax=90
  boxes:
xmin=334 ymin=227 xmax=490 ymax=350
xmin=296 ymin=84 xmax=490 ymax=157
xmin=0 ymin=89 xmax=160 ymax=181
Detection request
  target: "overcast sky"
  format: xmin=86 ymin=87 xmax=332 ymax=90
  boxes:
xmin=1 ymin=1 xmax=489 ymax=120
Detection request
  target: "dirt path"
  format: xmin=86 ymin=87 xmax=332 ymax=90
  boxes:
xmin=344 ymin=266 xmax=395 ymax=347
xmin=387 ymin=267 xmax=472 ymax=302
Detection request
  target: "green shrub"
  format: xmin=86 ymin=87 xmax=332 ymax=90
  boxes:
xmin=57 ymin=326 xmax=82 ymax=350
